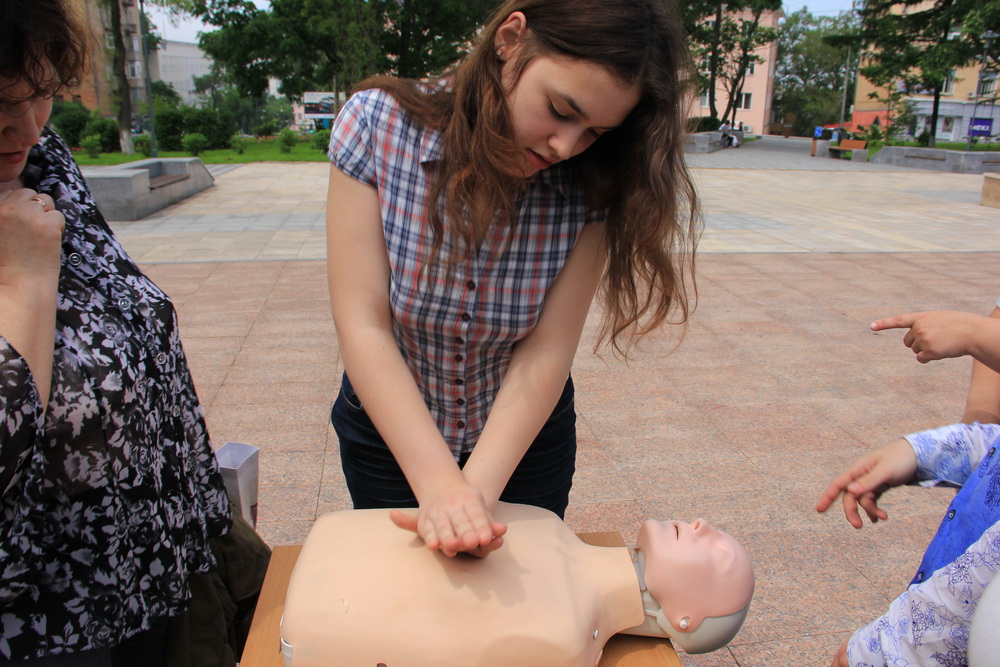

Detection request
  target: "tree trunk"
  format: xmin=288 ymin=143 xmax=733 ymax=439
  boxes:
xmin=707 ymin=2 xmax=724 ymax=119
xmin=928 ymin=88 xmax=942 ymax=148
xmin=108 ymin=0 xmax=135 ymax=154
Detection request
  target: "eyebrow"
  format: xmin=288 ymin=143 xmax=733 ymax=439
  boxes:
xmin=557 ymin=92 xmax=617 ymax=131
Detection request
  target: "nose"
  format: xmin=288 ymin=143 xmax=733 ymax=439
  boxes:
xmin=2 ymin=102 xmax=43 ymax=146
xmin=547 ymin=127 xmax=594 ymax=162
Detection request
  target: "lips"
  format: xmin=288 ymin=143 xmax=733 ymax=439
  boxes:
xmin=0 ymin=149 xmax=28 ymax=166
xmin=525 ymin=148 xmax=554 ymax=171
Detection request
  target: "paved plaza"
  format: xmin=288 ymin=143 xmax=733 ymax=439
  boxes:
xmin=109 ymin=136 xmax=999 ymax=666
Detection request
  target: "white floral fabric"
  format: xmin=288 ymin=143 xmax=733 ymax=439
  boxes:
xmin=847 ymin=422 xmax=1000 ymax=666
xmin=0 ymin=129 xmax=231 ymax=660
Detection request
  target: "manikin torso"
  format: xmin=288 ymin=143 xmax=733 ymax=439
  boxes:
xmin=281 ymin=503 xmax=644 ymax=667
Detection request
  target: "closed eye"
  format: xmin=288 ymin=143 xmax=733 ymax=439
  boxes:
xmin=548 ymin=102 xmax=570 ymax=120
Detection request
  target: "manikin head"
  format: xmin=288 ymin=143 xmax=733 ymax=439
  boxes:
xmin=633 ymin=518 xmax=754 ymax=654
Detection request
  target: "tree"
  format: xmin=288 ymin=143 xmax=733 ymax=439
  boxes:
xmin=102 ymin=0 xmax=136 ymax=154
xmin=773 ymin=9 xmax=860 ymax=137
xmin=858 ymin=0 xmax=986 ymax=146
xmin=680 ymin=0 xmax=780 ymax=121
xmin=715 ymin=0 xmax=780 ymax=123
xmin=376 ymin=0 xmax=498 ymax=78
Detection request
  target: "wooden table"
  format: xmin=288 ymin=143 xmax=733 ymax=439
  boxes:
xmin=241 ymin=533 xmax=681 ymax=667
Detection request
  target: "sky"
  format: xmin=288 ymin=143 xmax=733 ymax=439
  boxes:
xmin=145 ymin=0 xmax=860 ymax=45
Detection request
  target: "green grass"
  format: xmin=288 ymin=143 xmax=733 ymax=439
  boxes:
xmin=72 ymin=138 xmax=330 ymax=166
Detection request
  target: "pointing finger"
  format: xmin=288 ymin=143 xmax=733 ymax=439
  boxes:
xmin=871 ymin=314 xmax=916 ymax=331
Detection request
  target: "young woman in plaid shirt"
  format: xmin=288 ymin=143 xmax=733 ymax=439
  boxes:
xmin=326 ymin=0 xmax=701 ymax=558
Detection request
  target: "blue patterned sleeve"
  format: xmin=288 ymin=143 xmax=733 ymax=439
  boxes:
xmin=905 ymin=423 xmax=1000 ymax=487
xmin=847 ymin=519 xmax=1000 ymax=666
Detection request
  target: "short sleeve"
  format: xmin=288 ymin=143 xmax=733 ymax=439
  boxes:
xmin=329 ymin=91 xmax=378 ymax=187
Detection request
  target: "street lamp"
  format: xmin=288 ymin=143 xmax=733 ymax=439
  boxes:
xmin=966 ymin=29 xmax=998 ymax=152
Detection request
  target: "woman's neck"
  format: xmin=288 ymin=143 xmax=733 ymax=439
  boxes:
xmin=0 ymin=176 xmax=25 ymax=193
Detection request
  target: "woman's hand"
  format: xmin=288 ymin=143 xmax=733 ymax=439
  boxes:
xmin=872 ymin=311 xmax=983 ymax=364
xmin=390 ymin=483 xmax=507 ymax=558
xmin=816 ymin=438 xmax=918 ymax=528
xmin=0 ymin=189 xmax=63 ymax=280
xmin=0 ymin=188 xmax=63 ymax=410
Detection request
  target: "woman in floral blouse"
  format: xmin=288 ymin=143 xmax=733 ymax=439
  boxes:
xmin=0 ymin=1 xmax=231 ymax=663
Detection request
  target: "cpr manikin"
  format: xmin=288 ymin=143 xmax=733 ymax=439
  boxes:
xmin=280 ymin=503 xmax=754 ymax=666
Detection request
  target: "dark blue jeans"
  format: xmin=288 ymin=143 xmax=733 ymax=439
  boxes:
xmin=331 ymin=373 xmax=577 ymax=518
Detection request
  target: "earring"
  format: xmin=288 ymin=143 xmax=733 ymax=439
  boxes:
xmin=496 ymin=48 xmax=503 ymax=58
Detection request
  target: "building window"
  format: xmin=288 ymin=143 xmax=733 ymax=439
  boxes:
xmin=735 ymin=92 xmax=752 ymax=110
xmin=745 ymin=61 xmax=755 ymax=76
xmin=979 ymin=73 xmax=997 ymax=98
xmin=700 ymin=91 xmax=710 ymax=108
xmin=942 ymin=71 xmax=955 ymax=95
xmin=127 ymin=60 xmax=142 ymax=79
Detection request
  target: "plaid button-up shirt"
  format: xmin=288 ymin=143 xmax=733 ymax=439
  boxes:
xmin=330 ymin=88 xmax=605 ymax=456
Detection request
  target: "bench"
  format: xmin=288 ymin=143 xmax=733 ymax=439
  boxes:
xmin=242 ymin=535 xmax=682 ymax=667
xmin=80 ymin=158 xmax=213 ymax=221
xmin=828 ymin=139 xmax=868 ymax=161
xmin=148 ymin=172 xmax=189 ymax=190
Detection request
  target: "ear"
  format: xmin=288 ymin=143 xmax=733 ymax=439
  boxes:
xmin=495 ymin=11 xmax=528 ymax=60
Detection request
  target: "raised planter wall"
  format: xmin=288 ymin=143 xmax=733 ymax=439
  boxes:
xmin=81 ymin=157 xmax=214 ymax=221
xmin=870 ymin=146 xmax=1000 ymax=174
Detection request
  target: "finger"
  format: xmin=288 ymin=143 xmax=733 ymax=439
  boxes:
xmin=902 ymin=329 xmax=916 ymax=350
xmin=433 ymin=516 xmax=461 ymax=557
xmin=871 ymin=314 xmax=916 ymax=331
xmin=858 ymin=492 xmax=887 ymax=524
xmin=389 ymin=509 xmax=419 ymax=533
xmin=841 ymin=492 xmax=864 ymax=529
xmin=816 ymin=465 xmax=869 ymax=512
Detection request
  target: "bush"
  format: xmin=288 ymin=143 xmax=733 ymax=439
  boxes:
xmin=155 ymin=108 xmax=185 ymax=151
xmin=81 ymin=134 xmax=102 ymax=158
xmin=50 ymin=103 xmax=90 ymax=147
xmin=82 ymin=116 xmax=119 ymax=153
xmin=254 ymin=121 xmax=277 ymax=138
xmin=310 ymin=129 xmax=331 ymax=153
xmin=691 ymin=116 xmax=721 ymax=132
xmin=229 ymin=133 xmax=248 ymax=155
xmin=916 ymin=129 xmax=931 ymax=147
xmin=181 ymin=132 xmax=209 ymax=156
xmin=278 ymin=128 xmax=298 ymax=153
xmin=133 ymin=134 xmax=153 ymax=157
xmin=182 ymin=107 xmax=234 ymax=149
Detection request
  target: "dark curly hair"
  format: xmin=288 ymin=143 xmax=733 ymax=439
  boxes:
xmin=0 ymin=0 xmax=90 ymax=106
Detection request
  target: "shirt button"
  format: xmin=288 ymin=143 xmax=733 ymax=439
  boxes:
xmin=916 ymin=571 xmax=924 ymax=582
xmin=948 ymin=509 xmax=956 ymax=520
xmin=455 ymin=378 xmax=465 ymax=386
xmin=171 ymin=405 xmax=181 ymax=417
xmin=989 ymin=447 xmax=996 ymax=458
xmin=117 ymin=296 xmax=132 ymax=310
xmin=156 ymin=352 xmax=167 ymax=365
xmin=456 ymin=398 xmax=466 ymax=406
xmin=455 ymin=337 xmax=465 ymax=345
xmin=455 ymin=354 xmax=464 ymax=362
xmin=457 ymin=421 xmax=465 ymax=429
xmin=68 ymin=252 xmax=83 ymax=266
xmin=461 ymin=313 xmax=471 ymax=322
xmin=466 ymin=280 xmax=476 ymax=290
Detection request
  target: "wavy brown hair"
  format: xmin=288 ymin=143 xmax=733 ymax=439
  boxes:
xmin=0 ymin=0 xmax=91 ymax=106
xmin=358 ymin=0 xmax=701 ymax=356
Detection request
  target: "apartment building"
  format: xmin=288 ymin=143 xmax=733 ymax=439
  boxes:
xmin=691 ymin=8 xmax=783 ymax=135
xmin=65 ymin=0 xmax=148 ymax=113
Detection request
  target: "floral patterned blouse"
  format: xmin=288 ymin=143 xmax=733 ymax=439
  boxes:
xmin=0 ymin=129 xmax=231 ymax=660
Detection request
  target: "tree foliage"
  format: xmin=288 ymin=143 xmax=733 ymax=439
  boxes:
xmin=680 ymin=0 xmax=781 ymax=121
xmin=773 ymin=8 xmax=860 ymax=136
xmin=858 ymin=0 xmax=999 ymax=145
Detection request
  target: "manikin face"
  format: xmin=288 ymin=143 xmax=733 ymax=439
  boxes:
xmin=635 ymin=518 xmax=754 ymax=633
xmin=0 ymin=76 xmax=53 ymax=189
xmin=497 ymin=14 xmax=641 ymax=177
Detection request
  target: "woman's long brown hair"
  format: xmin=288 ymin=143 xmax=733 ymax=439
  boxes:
xmin=357 ymin=0 xmax=702 ymax=356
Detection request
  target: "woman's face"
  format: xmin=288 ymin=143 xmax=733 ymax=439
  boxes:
xmin=0 ymin=76 xmax=54 ymax=188
xmin=502 ymin=53 xmax=640 ymax=178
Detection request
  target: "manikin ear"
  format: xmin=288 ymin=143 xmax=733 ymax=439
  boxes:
xmin=495 ymin=11 xmax=528 ymax=61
